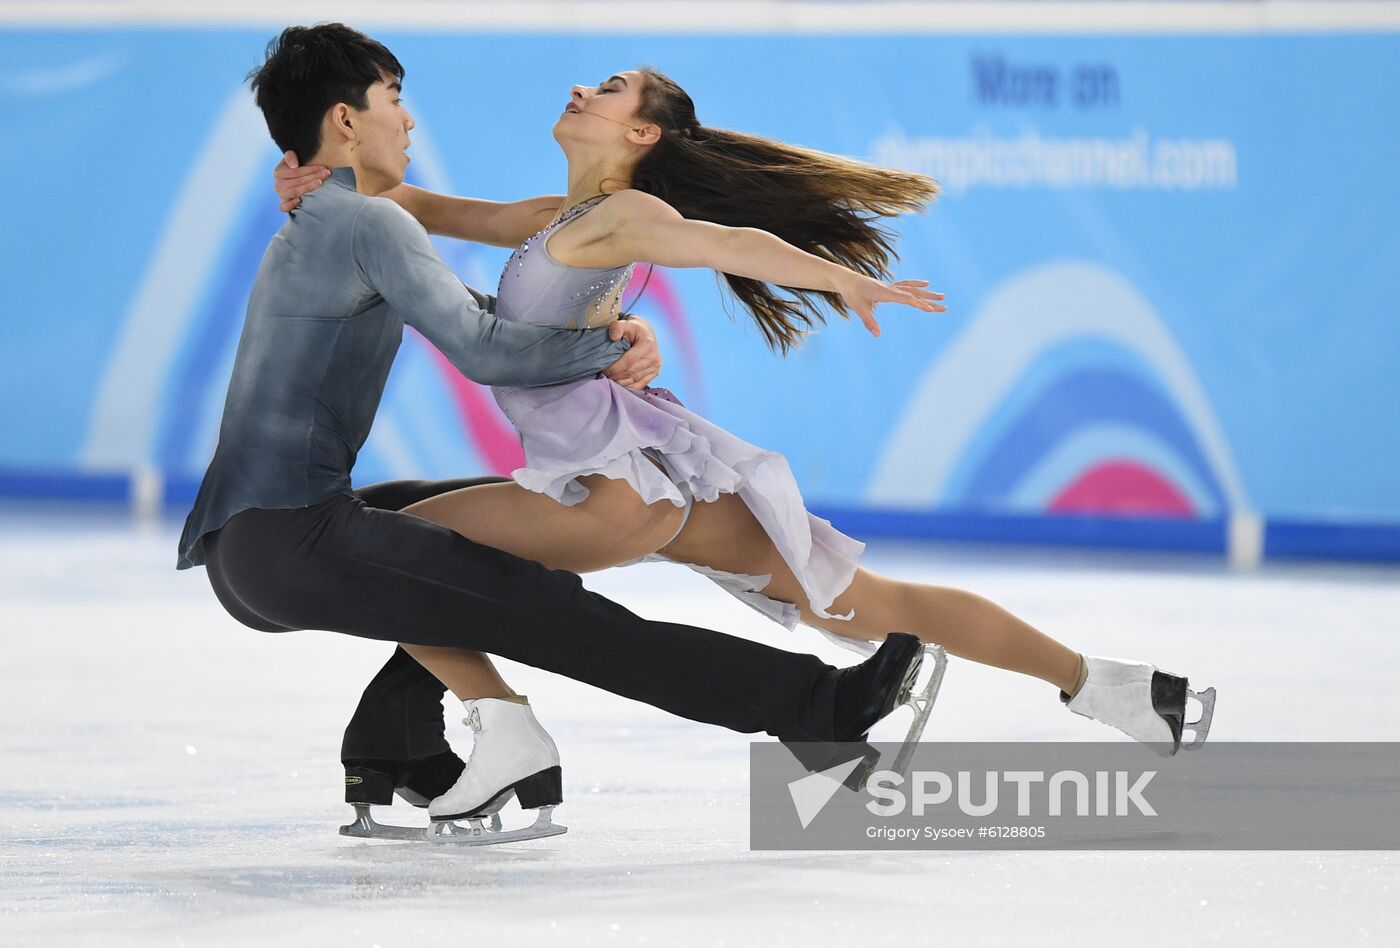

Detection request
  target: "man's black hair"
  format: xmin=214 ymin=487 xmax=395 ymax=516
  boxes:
xmin=247 ymin=23 xmax=405 ymax=163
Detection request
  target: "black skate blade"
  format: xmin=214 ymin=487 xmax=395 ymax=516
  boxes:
xmin=1182 ymin=686 xmax=1217 ymax=750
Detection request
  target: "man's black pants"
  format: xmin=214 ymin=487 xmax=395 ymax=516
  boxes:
xmin=201 ymin=479 xmax=841 ymax=758
xmin=347 ymin=478 xmax=503 ymax=762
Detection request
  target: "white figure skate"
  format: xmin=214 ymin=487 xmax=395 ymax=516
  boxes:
xmin=427 ymin=698 xmax=567 ymax=846
xmin=1064 ymin=655 xmax=1217 ymax=757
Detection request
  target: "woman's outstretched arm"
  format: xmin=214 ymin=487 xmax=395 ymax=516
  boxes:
xmin=272 ymin=151 xmax=561 ymax=247
xmin=570 ymin=189 xmax=946 ymax=337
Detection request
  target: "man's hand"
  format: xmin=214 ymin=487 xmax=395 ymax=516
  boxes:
xmin=603 ymin=317 xmax=662 ymax=389
xmin=274 ymin=150 xmax=330 ymax=212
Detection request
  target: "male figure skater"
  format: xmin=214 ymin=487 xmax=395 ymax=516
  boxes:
xmin=177 ymin=23 xmax=922 ymax=832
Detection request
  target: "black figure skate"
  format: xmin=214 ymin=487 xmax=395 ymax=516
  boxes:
xmin=339 ymin=750 xmax=467 ymax=841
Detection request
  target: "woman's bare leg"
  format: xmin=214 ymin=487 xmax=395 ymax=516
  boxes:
xmin=399 ymin=645 xmax=517 ymax=701
xmin=393 ymin=476 xmax=1080 ymax=697
xmin=659 ymin=494 xmax=1084 ymax=694
xmin=403 ymin=476 xmax=685 ymax=572
xmin=394 ymin=476 xmax=687 ymax=697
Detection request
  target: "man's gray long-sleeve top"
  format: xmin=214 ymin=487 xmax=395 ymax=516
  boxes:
xmin=176 ymin=166 xmax=628 ymax=569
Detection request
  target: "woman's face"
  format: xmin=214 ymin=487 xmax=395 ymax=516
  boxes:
xmin=552 ymin=70 xmax=650 ymax=151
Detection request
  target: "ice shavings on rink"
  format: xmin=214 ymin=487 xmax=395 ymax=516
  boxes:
xmin=1 ymin=504 xmax=1397 ymax=946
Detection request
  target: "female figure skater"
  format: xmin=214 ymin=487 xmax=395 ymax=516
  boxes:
xmin=279 ymin=68 xmax=1215 ymax=823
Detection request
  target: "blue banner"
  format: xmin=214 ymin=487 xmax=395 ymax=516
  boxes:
xmin=2 ymin=28 xmax=1397 ymax=557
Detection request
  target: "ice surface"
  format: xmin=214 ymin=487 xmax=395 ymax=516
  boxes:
xmin=2 ymin=504 xmax=1397 ymax=946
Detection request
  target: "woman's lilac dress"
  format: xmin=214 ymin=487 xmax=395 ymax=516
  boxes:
xmin=490 ymin=198 xmax=873 ymax=656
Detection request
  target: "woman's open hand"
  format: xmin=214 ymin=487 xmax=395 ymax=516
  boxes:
xmin=833 ymin=273 xmax=946 ymax=338
xmin=274 ymin=150 xmax=330 ymax=212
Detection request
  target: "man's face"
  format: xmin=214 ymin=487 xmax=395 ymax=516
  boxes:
xmin=349 ymin=73 xmax=415 ymax=187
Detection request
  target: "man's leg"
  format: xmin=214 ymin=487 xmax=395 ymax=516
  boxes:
xmin=204 ymin=495 xmax=858 ymax=742
xmin=341 ymin=478 xmax=508 ymax=765
xmin=339 ymin=644 xmax=452 ymax=760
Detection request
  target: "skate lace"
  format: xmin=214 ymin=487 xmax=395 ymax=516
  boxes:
xmin=457 ymin=702 xmax=485 ymax=775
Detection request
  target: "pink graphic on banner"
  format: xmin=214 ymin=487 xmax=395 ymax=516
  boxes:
xmin=625 ymin=267 xmax=707 ymax=410
xmin=409 ymin=328 xmax=526 ymax=474
xmin=1047 ymin=461 xmax=1195 ymax=517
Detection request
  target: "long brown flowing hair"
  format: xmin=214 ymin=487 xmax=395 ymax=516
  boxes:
xmin=622 ymin=67 xmax=939 ymax=354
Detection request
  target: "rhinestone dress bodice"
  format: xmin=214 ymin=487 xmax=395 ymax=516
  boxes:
xmin=494 ymin=197 xmax=635 ymax=331
xmin=490 ymin=197 xmax=636 ymax=423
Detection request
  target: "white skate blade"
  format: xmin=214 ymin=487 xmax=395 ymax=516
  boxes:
xmin=1181 ymin=686 xmax=1217 ymax=750
xmin=339 ymin=803 xmax=430 ymax=841
xmin=429 ymin=806 xmax=566 ymax=847
xmin=892 ymin=644 xmax=949 ymax=778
